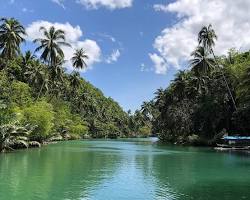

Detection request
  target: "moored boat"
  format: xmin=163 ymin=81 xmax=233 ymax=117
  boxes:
xmin=215 ymin=136 xmax=250 ymax=151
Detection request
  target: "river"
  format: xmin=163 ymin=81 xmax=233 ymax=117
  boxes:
xmin=0 ymin=138 xmax=250 ymax=200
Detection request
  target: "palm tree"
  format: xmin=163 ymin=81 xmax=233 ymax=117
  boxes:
xmin=49 ymin=56 xmax=65 ymax=83
xmin=37 ymin=72 xmax=49 ymax=100
xmin=48 ymin=57 xmax=66 ymax=101
xmin=0 ymin=18 xmax=26 ymax=59
xmin=25 ymin=62 xmax=43 ymax=85
xmin=25 ymin=64 xmax=49 ymax=100
xmin=21 ymin=51 xmax=36 ymax=68
xmin=198 ymin=24 xmax=217 ymax=53
xmin=71 ymin=48 xmax=88 ymax=70
xmin=172 ymin=70 xmax=190 ymax=99
xmin=21 ymin=51 xmax=36 ymax=77
xmin=238 ymin=66 xmax=250 ymax=105
xmin=188 ymin=75 xmax=209 ymax=95
xmin=69 ymin=71 xmax=81 ymax=93
xmin=190 ymin=46 xmax=215 ymax=76
xmin=198 ymin=24 xmax=237 ymax=110
xmin=141 ymin=101 xmax=154 ymax=121
xmin=33 ymin=26 xmax=71 ymax=67
xmin=154 ymin=88 xmax=165 ymax=108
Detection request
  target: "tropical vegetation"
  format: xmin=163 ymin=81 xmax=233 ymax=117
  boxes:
xmin=0 ymin=17 xmax=148 ymax=152
xmin=1 ymin=17 xmax=249 ymax=151
xmin=137 ymin=24 xmax=250 ymax=145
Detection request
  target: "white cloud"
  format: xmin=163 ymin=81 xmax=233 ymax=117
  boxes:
xmin=51 ymin=0 xmax=65 ymax=9
xmin=151 ymin=0 xmax=250 ymax=74
xmin=105 ymin=49 xmax=120 ymax=63
xmin=149 ymin=53 xmax=168 ymax=74
xmin=22 ymin=7 xmax=34 ymax=13
xmin=26 ymin=21 xmax=101 ymax=71
xmin=140 ymin=63 xmax=153 ymax=72
xmin=140 ymin=63 xmax=145 ymax=71
xmin=76 ymin=0 xmax=133 ymax=10
xmin=98 ymin=33 xmax=116 ymax=42
xmin=153 ymin=4 xmax=168 ymax=12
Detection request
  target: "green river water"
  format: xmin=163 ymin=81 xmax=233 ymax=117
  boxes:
xmin=0 ymin=138 xmax=250 ymax=200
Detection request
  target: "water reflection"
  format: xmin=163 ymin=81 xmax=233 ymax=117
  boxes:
xmin=0 ymin=141 xmax=122 ymax=200
xmin=0 ymin=139 xmax=250 ymax=200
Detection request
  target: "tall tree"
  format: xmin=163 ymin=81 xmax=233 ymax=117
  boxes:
xmin=198 ymin=24 xmax=237 ymax=110
xmin=69 ymin=71 xmax=81 ymax=95
xmin=141 ymin=101 xmax=152 ymax=120
xmin=198 ymin=24 xmax=217 ymax=53
xmin=33 ymin=26 xmax=70 ymax=67
xmin=71 ymin=48 xmax=88 ymax=70
xmin=238 ymin=65 xmax=250 ymax=105
xmin=190 ymin=46 xmax=215 ymax=76
xmin=172 ymin=70 xmax=190 ymax=99
xmin=24 ymin=63 xmax=49 ymax=100
xmin=48 ymin=56 xmax=66 ymax=101
xmin=0 ymin=18 xmax=26 ymax=59
xmin=21 ymin=51 xmax=36 ymax=68
xmin=154 ymin=88 xmax=165 ymax=109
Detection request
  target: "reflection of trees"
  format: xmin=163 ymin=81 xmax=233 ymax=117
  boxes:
xmin=1 ymin=140 xmax=250 ymax=200
xmin=149 ymin=146 xmax=250 ymax=200
xmin=0 ymin=141 xmax=121 ymax=200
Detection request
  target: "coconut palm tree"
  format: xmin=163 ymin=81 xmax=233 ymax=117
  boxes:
xmin=172 ymin=70 xmax=190 ymax=99
xmin=25 ymin=62 xmax=43 ymax=85
xmin=71 ymin=48 xmax=88 ymax=70
xmin=21 ymin=51 xmax=36 ymax=78
xmin=21 ymin=51 xmax=36 ymax=68
xmin=48 ymin=57 xmax=66 ymax=101
xmin=188 ymin=75 xmax=209 ymax=95
xmin=69 ymin=71 xmax=81 ymax=94
xmin=154 ymin=88 xmax=165 ymax=108
xmin=198 ymin=24 xmax=217 ymax=53
xmin=190 ymin=46 xmax=215 ymax=76
xmin=0 ymin=18 xmax=26 ymax=59
xmin=141 ymin=101 xmax=154 ymax=121
xmin=25 ymin=64 xmax=49 ymax=100
xmin=49 ymin=56 xmax=65 ymax=83
xmin=33 ymin=26 xmax=71 ymax=67
xmin=37 ymin=72 xmax=49 ymax=100
xmin=238 ymin=66 xmax=250 ymax=105
xmin=198 ymin=24 xmax=237 ymax=110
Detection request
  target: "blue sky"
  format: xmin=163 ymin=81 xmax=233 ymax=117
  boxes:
xmin=1 ymin=0 xmax=250 ymax=112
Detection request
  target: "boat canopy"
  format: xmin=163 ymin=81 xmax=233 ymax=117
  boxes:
xmin=223 ymin=136 xmax=250 ymax=140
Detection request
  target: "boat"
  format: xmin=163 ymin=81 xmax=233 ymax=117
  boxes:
xmin=215 ymin=146 xmax=250 ymax=151
xmin=215 ymin=136 xmax=250 ymax=151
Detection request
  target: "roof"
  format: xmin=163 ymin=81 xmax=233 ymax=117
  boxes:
xmin=223 ymin=136 xmax=250 ymax=140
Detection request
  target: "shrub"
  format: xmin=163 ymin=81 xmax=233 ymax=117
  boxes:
xmin=138 ymin=126 xmax=151 ymax=138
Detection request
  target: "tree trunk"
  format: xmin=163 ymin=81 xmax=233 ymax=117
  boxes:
xmin=36 ymin=80 xmax=45 ymax=101
xmin=211 ymin=50 xmax=237 ymax=111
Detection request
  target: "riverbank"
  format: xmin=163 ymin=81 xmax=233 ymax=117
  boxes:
xmin=0 ymin=133 xmax=154 ymax=153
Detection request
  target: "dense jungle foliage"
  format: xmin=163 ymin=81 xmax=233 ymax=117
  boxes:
xmin=1 ymin=17 xmax=249 ymax=151
xmin=138 ymin=25 xmax=250 ymax=145
xmin=0 ymin=17 xmax=150 ymax=152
